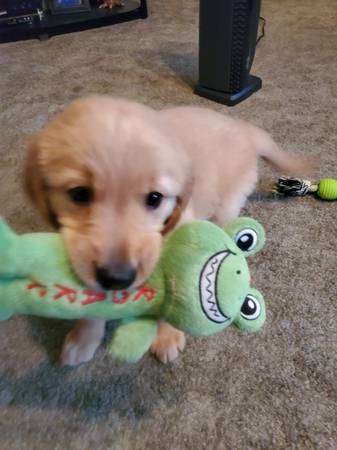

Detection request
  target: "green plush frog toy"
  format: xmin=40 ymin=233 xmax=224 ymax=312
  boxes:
xmin=0 ymin=217 xmax=266 ymax=363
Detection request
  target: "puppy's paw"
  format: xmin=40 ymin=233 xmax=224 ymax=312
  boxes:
xmin=99 ymin=0 xmax=124 ymax=9
xmin=60 ymin=319 xmax=105 ymax=367
xmin=151 ymin=322 xmax=186 ymax=364
xmin=60 ymin=334 xmax=98 ymax=367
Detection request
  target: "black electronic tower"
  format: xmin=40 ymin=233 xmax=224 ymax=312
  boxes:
xmin=195 ymin=0 xmax=262 ymax=106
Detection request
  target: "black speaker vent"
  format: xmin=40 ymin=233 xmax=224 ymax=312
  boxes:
xmin=229 ymin=0 xmax=250 ymax=92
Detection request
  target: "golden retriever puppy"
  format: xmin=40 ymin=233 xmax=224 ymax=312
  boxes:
xmin=24 ymin=96 xmax=310 ymax=366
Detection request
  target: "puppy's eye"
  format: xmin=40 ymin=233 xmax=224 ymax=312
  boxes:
xmin=145 ymin=191 xmax=163 ymax=209
xmin=67 ymin=186 xmax=93 ymax=204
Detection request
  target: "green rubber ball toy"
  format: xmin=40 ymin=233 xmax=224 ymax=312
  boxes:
xmin=317 ymin=178 xmax=337 ymax=200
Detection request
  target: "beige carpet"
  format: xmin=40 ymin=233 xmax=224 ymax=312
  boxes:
xmin=0 ymin=0 xmax=336 ymax=448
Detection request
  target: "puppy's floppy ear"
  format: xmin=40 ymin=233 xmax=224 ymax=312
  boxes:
xmin=161 ymin=175 xmax=193 ymax=236
xmin=23 ymin=135 xmax=59 ymax=228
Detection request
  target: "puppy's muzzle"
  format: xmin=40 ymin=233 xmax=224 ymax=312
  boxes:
xmin=95 ymin=264 xmax=136 ymax=290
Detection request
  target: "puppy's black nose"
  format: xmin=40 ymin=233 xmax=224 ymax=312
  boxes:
xmin=96 ymin=265 xmax=136 ymax=290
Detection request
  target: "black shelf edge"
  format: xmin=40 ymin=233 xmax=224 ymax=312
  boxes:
xmin=0 ymin=0 xmax=148 ymax=43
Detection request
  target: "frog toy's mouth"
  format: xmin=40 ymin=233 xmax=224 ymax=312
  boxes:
xmin=199 ymin=250 xmax=232 ymax=324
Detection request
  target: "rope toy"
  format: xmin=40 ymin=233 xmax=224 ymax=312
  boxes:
xmin=275 ymin=177 xmax=337 ymax=200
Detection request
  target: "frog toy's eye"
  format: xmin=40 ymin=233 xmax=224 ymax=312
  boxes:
xmin=240 ymin=294 xmax=261 ymax=320
xmin=223 ymin=217 xmax=265 ymax=256
xmin=235 ymin=229 xmax=258 ymax=253
xmin=233 ymin=289 xmax=266 ymax=332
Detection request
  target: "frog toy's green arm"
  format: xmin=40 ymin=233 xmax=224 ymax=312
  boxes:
xmin=108 ymin=318 xmax=159 ymax=363
xmin=0 ymin=217 xmax=266 ymax=363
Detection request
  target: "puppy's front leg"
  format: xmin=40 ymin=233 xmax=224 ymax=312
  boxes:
xmin=151 ymin=321 xmax=186 ymax=363
xmin=60 ymin=318 xmax=106 ymax=367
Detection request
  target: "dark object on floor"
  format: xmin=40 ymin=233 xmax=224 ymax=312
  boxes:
xmin=195 ymin=0 xmax=262 ymax=106
xmin=275 ymin=177 xmax=337 ymax=200
xmin=0 ymin=0 xmax=147 ymax=42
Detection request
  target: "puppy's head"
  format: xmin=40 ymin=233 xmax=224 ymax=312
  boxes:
xmin=24 ymin=96 xmax=192 ymax=290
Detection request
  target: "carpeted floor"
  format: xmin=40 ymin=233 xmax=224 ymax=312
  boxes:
xmin=0 ymin=0 xmax=336 ymax=448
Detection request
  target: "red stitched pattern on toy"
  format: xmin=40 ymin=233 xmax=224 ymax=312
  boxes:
xmin=112 ymin=291 xmax=130 ymax=304
xmin=81 ymin=290 xmax=107 ymax=306
xmin=133 ymin=286 xmax=157 ymax=302
xmin=27 ymin=281 xmax=47 ymax=298
xmin=25 ymin=281 xmax=157 ymax=306
xmin=53 ymin=284 xmax=77 ymax=303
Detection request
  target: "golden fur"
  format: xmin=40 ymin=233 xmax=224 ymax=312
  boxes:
xmin=24 ymin=96 xmax=311 ymax=365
